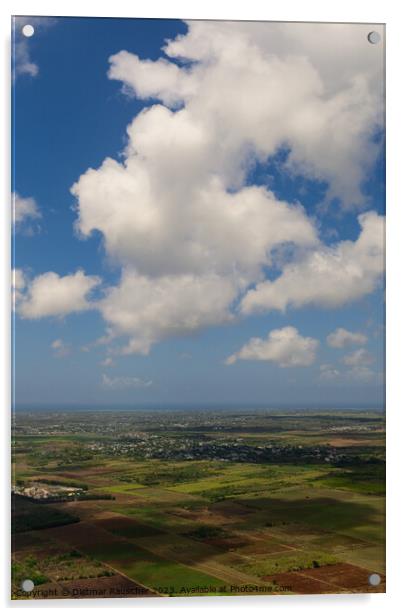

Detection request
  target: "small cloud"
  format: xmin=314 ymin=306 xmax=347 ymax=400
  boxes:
xmin=319 ymin=361 xmax=379 ymax=384
xmin=225 ymin=326 xmax=319 ymax=368
xmin=342 ymin=348 xmax=374 ymax=367
xmin=348 ymin=366 xmax=376 ymax=381
xmin=101 ymin=374 xmax=152 ymax=390
xmin=51 ymin=338 xmax=71 ymax=358
xmin=13 ymin=17 xmax=57 ymax=80
xmin=16 ymin=269 xmax=101 ymax=319
xmin=100 ymin=357 xmax=114 ymax=367
xmin=319 ymin=364 xmax=341 ymax=380
xmin=14 ymin=38 xmax=38 ymax=78
xmin=80 ymin=329 xmax=114 ymax=353
xmin=12 ymin=268 xmax=27 ymax=309
xmin=12 ymin=192 xmax=41 ymax=234
xmin=326 ymin=327 xmax=367 ymax=348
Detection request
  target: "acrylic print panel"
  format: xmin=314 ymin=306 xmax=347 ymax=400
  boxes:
xmin=11 ymin=17 xmax=385 ymax=600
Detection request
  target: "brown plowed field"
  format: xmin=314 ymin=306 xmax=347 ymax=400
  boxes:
xmin=263 ymin=563 xmax=385 ymax=594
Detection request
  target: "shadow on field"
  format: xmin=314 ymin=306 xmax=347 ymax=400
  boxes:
xmin=237 ymin=495 xmax=381 ymax=535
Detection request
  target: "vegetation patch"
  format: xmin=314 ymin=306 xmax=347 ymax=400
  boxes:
xmin=316 ymin=464 xmax=385 ymax=495
xmin=12 ymin=557 xmax=49 ymax=588
xmin=236 ymin=550 xmax=339 ymax=577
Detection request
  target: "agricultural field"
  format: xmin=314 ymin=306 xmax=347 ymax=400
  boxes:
xmin=11 ymin=409 xmax=385 ymax=599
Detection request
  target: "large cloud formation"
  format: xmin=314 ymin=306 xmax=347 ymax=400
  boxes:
xmin=22 ymin=22 xmax=385 ymax=356
xmin=106 ymin=21 xmax=383 ymax=206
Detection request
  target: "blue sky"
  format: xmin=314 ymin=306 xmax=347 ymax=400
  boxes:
xmin=12 ymin=17 xmax=385 ymax=409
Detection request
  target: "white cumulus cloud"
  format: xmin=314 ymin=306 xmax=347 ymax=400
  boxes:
xmin=67 ymin=21 xmax=384 ymax=355
xmin=225 ymin=326 xmax=319 ymax=367
xmin=13 ymin=192 xmax=41 ymax=233
xmin=110 ymin=20 xmax=383 ymax=206
xmin=342 ymin=348 xmax=374 ymax=367
xmin=327 ymin=327 xmax=368 ymax=348
xmin=16 ymin=270 xmax=101 ymax=319
xmin=98 ymin=270 xmax=237 ymax=355
xmin=241 ymin=211 xmax=384 ymax=314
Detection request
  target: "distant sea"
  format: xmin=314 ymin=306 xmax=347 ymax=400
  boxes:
xmin=13 ymin=405 xmax=385 ymax=413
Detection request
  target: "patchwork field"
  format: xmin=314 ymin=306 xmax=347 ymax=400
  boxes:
xmin=12 ymin=410 xmax=385 ymax=599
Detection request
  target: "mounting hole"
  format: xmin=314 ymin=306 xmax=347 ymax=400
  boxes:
xmin=367 ymin=31 xmax=380 ymax=45
xmin=22 ymin=24 xmax=35 ymax=38
xmin=368 ymin=573 xmax=381 ymax=586
xmin=21 ymin=579 xmax=34 ymax=592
